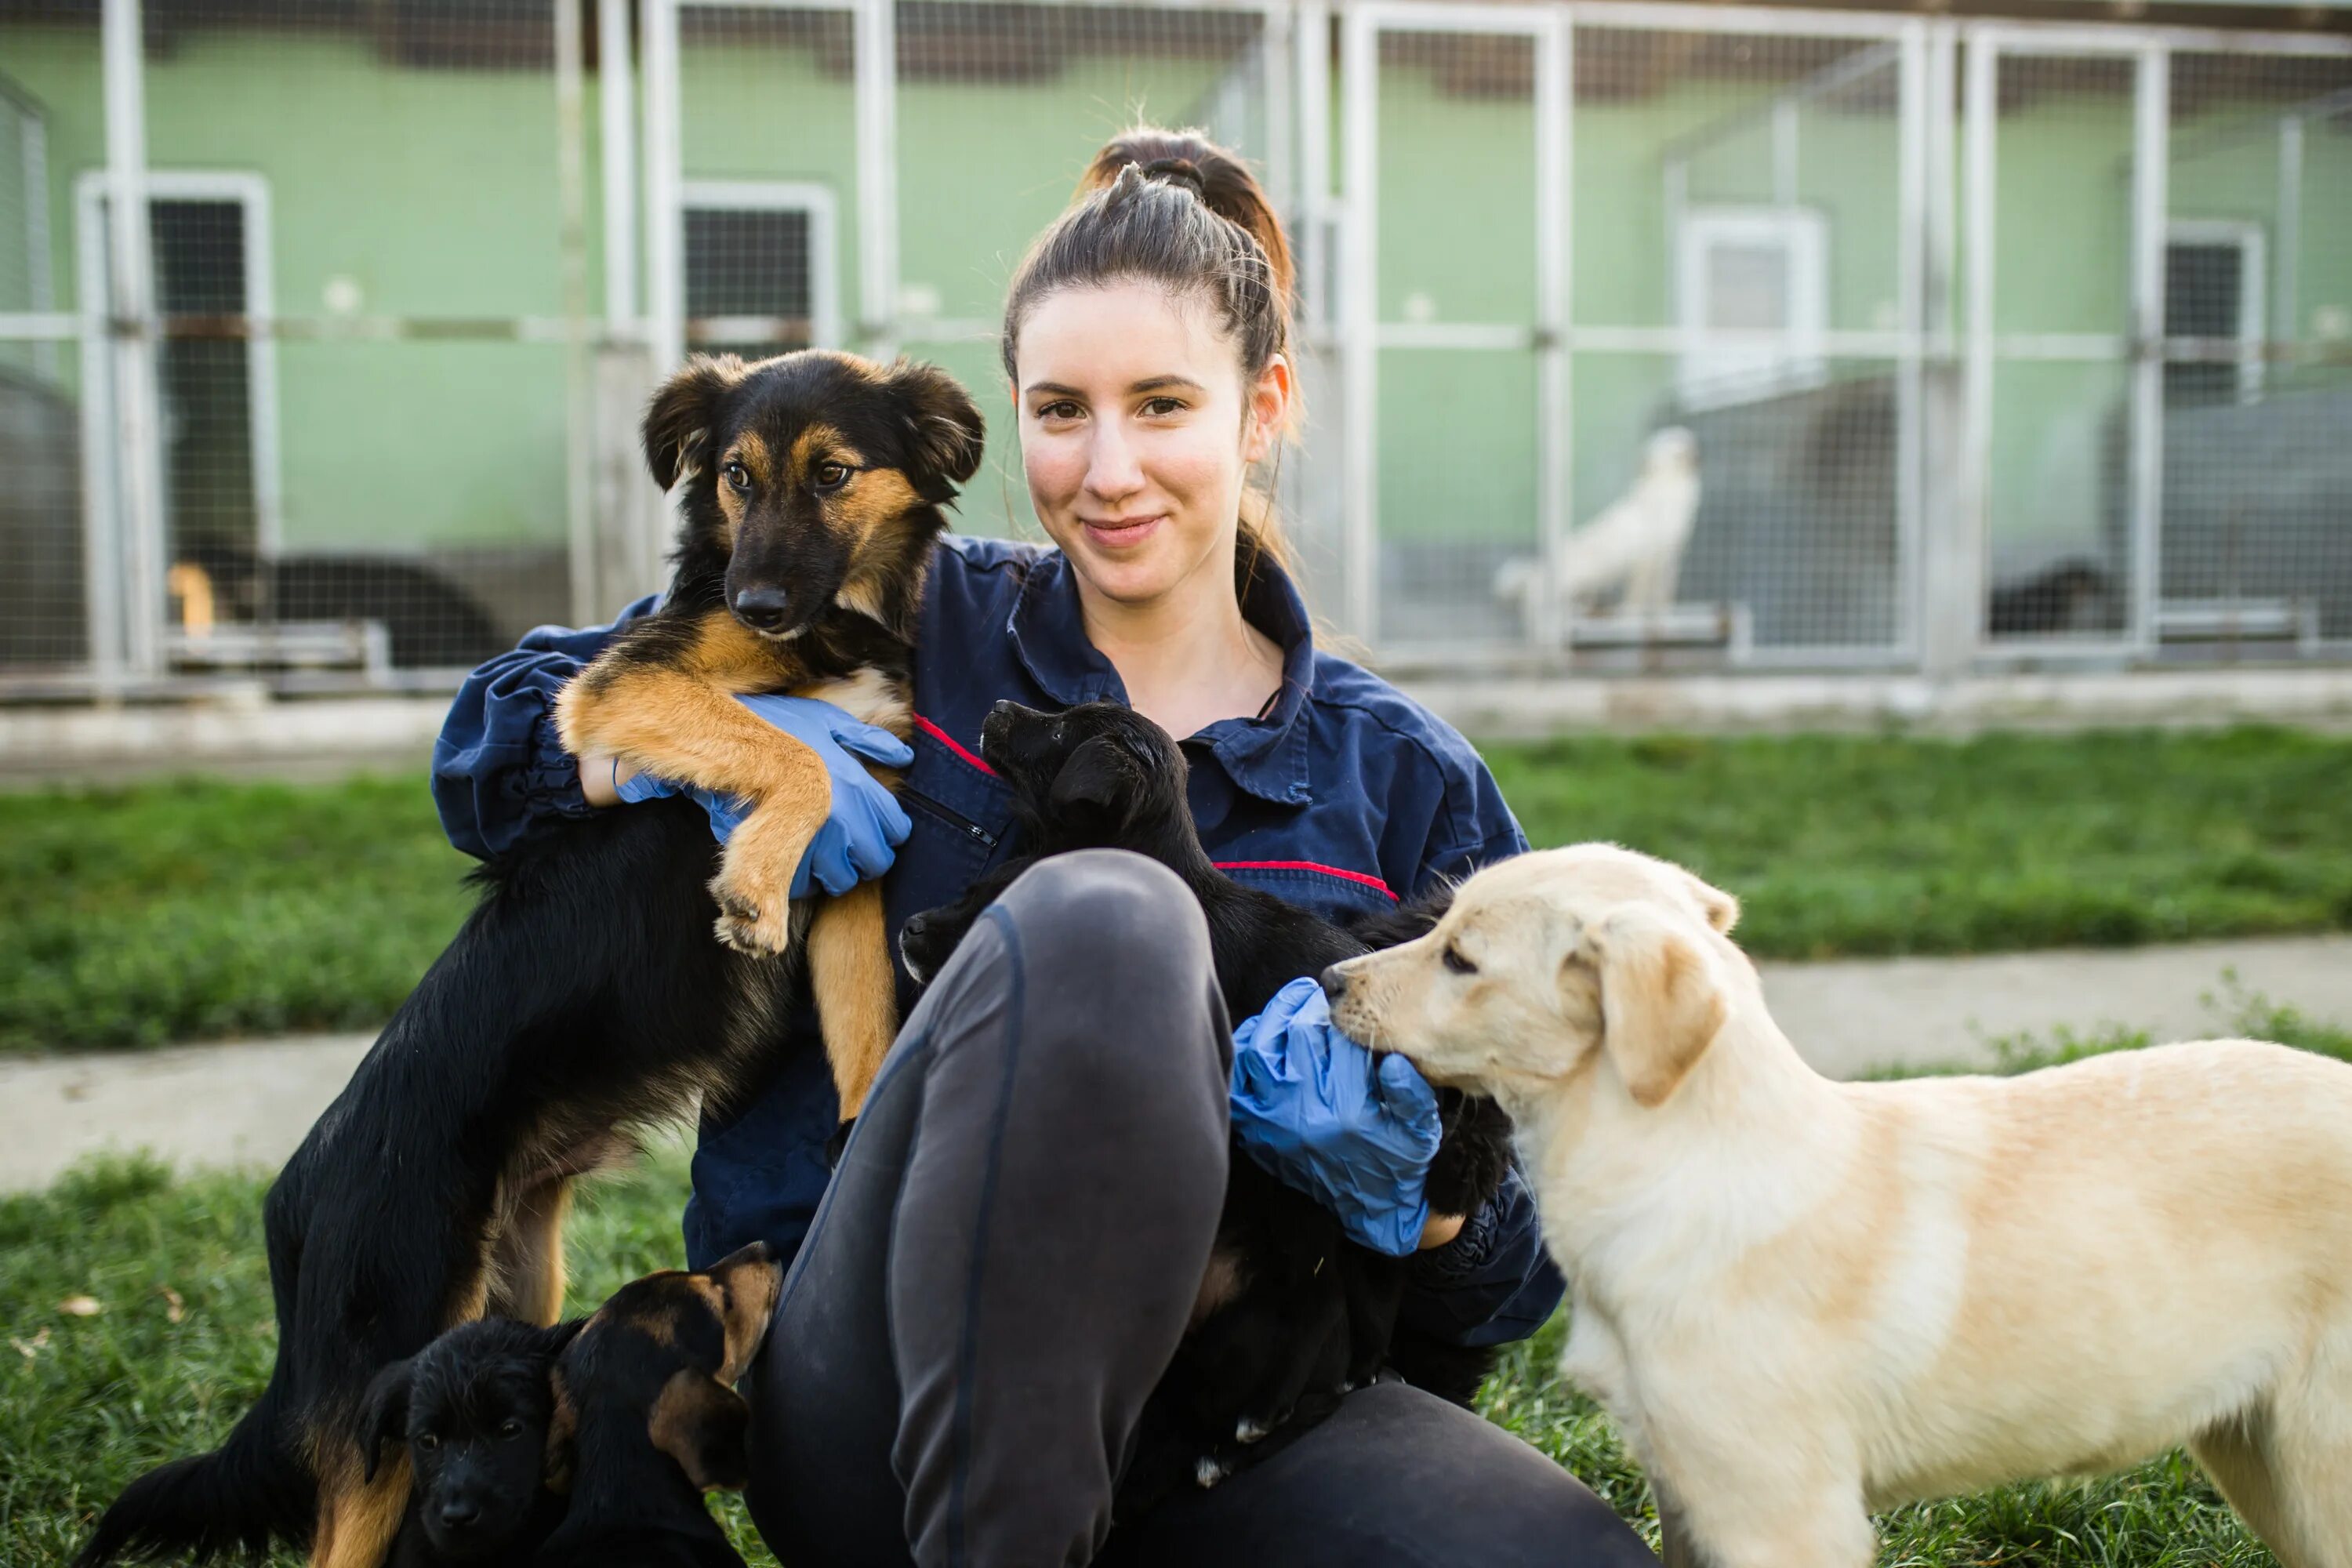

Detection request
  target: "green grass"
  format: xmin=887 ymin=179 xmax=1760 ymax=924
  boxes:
xmin=2 ymin=778 xmax=474 ymax=1053
xmin=7 ymin=996 xmax=2345 ymax=1567
xmin=9 ymin=725 xmax=2352 ymax=1051
xmin=1484 ymin=725 xmax=2352 ymax=960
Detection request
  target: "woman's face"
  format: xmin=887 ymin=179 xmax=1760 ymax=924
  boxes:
xmin=1014 ymin=281 xmax=1286 ymax=609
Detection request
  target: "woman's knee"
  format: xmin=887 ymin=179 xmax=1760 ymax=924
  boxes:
xmin=995 ymin=850 xmax=1209 ymax=981
xmin=986 ymin=848 xmax=1228 ymax=1102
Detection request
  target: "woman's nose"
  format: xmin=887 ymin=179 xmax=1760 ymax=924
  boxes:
xmin=1083 ymin=421 xmax=1144 ymax=501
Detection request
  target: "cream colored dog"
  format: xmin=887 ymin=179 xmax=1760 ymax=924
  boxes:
xmin=1322 ymin=843 xmax=2352 ymax=1568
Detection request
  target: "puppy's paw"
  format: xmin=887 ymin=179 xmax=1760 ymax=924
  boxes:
xmin=711 ymin=876 xmax=794 ymax=955
xmin=1234 ymin=1415 xmax=1273 ymax=1445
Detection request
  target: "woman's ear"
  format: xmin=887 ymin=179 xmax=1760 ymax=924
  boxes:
xmin=1242 ymin=353 xmax=1294 ymax=464
xmin=1591 ymin=908 xmax=1726 ymax=1109
xmin=642 ymin=355 xmax=746 ymax=489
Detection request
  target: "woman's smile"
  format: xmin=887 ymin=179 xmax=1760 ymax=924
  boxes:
xmin=1081 ymin=514 xmax=1167 ymax=550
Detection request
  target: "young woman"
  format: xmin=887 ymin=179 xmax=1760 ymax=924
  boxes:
xmin=434 ymin=130 xmax=1654 ymax=1567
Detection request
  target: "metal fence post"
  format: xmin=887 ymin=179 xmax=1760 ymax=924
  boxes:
xmin=1338 ymin=2 xmax=1377 ymax=647
xmin=642 ymin=0 xmax=683 ymax=379
xmin=854 ymin=0 xmax=899 ymax=358
xmin=1533 ymin=10 xmax=1570 ymax=666
xmin=557 ymin=0 xmax=600 ymax=626
xmin=1943 ymin=28 xmax=1998 ymax=681
xmin=102 ymin=0 xmax=165 ymax=681
xmin=2129 ymin=42 xmax=2169 ymax=659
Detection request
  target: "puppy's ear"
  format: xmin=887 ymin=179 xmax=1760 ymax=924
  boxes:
xmin=648 ymin=1370 xmax=753 ymax=1493
xmin=881 ymin=358 xmax=986 ymax=492
xmin=1590 ymin=908 xmax=1726 ymax=1109
xmin=1046 ymin=735 xmax=1134 ymax=826
xmin=543 ymin=1366 xmax=579 ymax=1494
xmin=1682 ymin=870 xmax=1740 ymax=935
xmin=358 ymin=1358 xmax=415 ymax=1483
xmin=704 ymin=1245 xmax=784 ymax=1382
xmin=642 ymin=354 xmax=746 ymax=489
xmin=535 ymin=1317 xmax=589 ymax=1358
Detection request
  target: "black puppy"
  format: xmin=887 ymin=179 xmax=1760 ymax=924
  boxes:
xmin=529 ymin=1243 xmax=785 ymax=1568
xmin=359 ymin=1317 xmax=583 ymax=1566
xmin=901 ymin=700 xmax=1515 ymax=1514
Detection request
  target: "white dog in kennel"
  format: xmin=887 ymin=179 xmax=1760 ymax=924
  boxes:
xmin=1495 ymin=426 xmax=1701 ymax=623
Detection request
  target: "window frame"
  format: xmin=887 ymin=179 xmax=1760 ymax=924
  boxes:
xmin=2164 ymin=217 xmax=2266 ymax=406
xmin=1673 ymin=203 xmax=1829 ymax=412
xmin=74 ymin=168 xmax=282 ymax=560
xmin=677 ymin=179 xmax=841 ymax=353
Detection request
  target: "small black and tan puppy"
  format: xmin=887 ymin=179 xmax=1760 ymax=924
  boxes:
xmin=901 ymin=700 xmax=1515 ymax=1515
xmin=360 ymin=1317 xmax=583 ymax=1566
xmin=529 ymin=1242 xmax=785 ymax=1568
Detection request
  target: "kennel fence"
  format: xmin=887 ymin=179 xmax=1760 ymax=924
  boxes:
xmin=0 ymin=0 xmax=2347 ymax=698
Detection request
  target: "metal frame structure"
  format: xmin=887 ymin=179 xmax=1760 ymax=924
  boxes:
xmin=10 ymin=0 xmax=2352 ymax=703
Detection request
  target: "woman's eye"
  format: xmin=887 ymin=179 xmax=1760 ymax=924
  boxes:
xmin=813 ymin=462 xmax=851 ymax=490
xmin=1036 ymin=401 xmax=1082 ymax=422
xmin=722 ymin=461 xmax=750 ymax=493
xmin=499 ymin=1418 xmax=524 ymax=1439
xmin=1443 ymin=945 xmax=1478 ymax=976
xmin=1139 ymin=396 xmax=1185 ymax=417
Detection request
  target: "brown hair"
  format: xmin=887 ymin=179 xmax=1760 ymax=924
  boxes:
xmin=1001 ymin=126 xmax=1296 ymax=577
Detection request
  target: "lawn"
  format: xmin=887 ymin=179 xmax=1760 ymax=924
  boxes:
xmin=8 ymin=725 xmax=2352 ymax=1053
xmin=7 ymin=1000 xmax=2348 ymax=1568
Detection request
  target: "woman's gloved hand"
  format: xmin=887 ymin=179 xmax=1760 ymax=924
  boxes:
xmin=615 ymin=693 xmax=913 ymax=899
xmin=1229 ymin=975 xmax=1442 ymax=1257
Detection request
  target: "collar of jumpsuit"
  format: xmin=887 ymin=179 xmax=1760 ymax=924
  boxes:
xmin=997 ymin=542 xmax=1318 ymax=809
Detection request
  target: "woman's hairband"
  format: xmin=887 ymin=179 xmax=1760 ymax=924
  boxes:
xmin=1138 ymin=156 xmax=1208 ymax=198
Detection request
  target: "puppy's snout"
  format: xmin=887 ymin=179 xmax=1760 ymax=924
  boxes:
xmin=731 ymin=586 xmax=792 ymax=632
xmin=1319 ymin=965 xmax=1350 ymax=1005
xmin=902 ymin=911 xmax=931 ymax=943
xmin=437 ymin=1497 xmax=481 ymax=1531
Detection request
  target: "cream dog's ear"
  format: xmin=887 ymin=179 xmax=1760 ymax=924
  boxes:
xmin=1684 ymin=869 xmax=1740 ymax=935
xmin=1592 ymin=908 xmax=1727 ymax=1108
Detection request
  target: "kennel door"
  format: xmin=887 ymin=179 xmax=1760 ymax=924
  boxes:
xmin=1338 ymin=2 xmax=1566 ymax=662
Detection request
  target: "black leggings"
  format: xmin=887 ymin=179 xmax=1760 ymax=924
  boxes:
xmin=742 ymin=850 xmax=1657 ymax=1568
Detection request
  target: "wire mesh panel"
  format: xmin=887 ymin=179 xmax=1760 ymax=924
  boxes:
xmin=675 ymin=5 xmax=859 ymax=361
xmin=0 ymin=51 xmax=83 ymax=673
xmin=892 ymin=0 xmax=1277 ymax=543
xmin=1350 ymin=19 xmax=1549 ymax=655
xmin=63 ymin=0 xmax=579 ymax=684
xmin=1977 ymin=49 xmax=2141 ymax=648
xmin=1559 ymin=22 xmax=1910 ymax=664
xmin=2160 ymin=51 xmax=2352 ymax=658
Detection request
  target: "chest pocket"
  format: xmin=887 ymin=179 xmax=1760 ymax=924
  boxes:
xmin=894 ymin=719 xmax=1015 ymax=894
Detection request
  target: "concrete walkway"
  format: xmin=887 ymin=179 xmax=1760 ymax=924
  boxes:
xmin=3 ymin=934 xmax=2347 ymax=1193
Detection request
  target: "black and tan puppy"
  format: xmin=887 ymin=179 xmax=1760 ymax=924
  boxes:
xmin=901 ymin=700 xmax=1515 ymax=1515
xmin=530 ymin=1243 xmax=785 ymax=1568
xmin=359 ymin=1318 xmax=583 ymax=1566
xmin=76 ymin=352 xmax=984 ymax=1568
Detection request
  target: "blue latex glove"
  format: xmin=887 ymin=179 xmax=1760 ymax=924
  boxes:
xmin=615 ymin=693 xmax=913 ymax=899
xmin=1229 ymin=976 xmax=1443 ymax=1257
